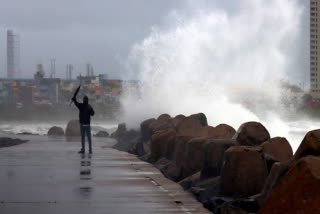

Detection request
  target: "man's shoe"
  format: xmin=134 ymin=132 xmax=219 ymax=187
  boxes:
xmin=89 ymin=150 xmax=92 ymax=154
xmin=78 ymin=150 xmax=85 ymax=154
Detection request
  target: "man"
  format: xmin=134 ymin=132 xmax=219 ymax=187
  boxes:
xmin=72 ymin=94 xmax=95 ymax=154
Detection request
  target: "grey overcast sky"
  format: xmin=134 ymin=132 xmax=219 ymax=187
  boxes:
xmin=0 ymin=0 xmax=309 ymax=84
xmin=0 ymin=0 xmax=186 ymax=79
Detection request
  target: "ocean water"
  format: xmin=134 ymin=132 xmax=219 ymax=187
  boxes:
xmin=0 ymin=119 xmax=319 ymax=152
xmin=0 ymin=121 xmax=118 ymax=136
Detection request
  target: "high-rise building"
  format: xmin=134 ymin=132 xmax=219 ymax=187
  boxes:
xmin=6 ymin=29 xmax=20 ymax=79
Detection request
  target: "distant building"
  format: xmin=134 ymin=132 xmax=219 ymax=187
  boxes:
xmin=19 ymin=86 xmax=36 ymax=106
xmin=34 ymin=65 xmax=61 ymax=105
xmin=6 ymin=29 xmax=20 ymax=79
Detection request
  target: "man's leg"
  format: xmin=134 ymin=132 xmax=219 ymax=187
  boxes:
xmin=79 ymin=125 xmax=85 ymax=153
xmin=87 ymin=126 xmax=92 ymax=153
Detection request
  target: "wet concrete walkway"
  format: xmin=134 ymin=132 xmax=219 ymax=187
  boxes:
xmin=0 ymin=135 xmax=210 ymax=214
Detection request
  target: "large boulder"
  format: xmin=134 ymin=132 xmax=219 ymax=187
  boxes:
xmin=172 ymin=114 xmax=186 ymax=128
xmin=0 ymin=137 xmax=28 ymax=148
xmin=111 ymin=123 xmax=127 ymax=140
xmin=197 ymin=126 xmax=218 ymax=138
xmin=261 ymin=137 xmax=293 ymax=171
xmin=183 ymin=137 xmax=208 ymax=177
xmin=150 ymin=129 xmax=176 ymax=161
xmin=258 ymin=155 xmax=320 ymax=214
xmin=164 ymin=133 xmax=178 ymax=160
xmin=112 ymin=129 xmax=140 ymax=154
xmin=94 ymin=131 xmax=109 ymax=137
xmin=157 ymin=114 xmax=172 ymax=122
xmin=166 ymin=135 xmax=195 ymax=181
xmin=179 ymin=171 xmax=201 ymax=190
xmin=294 ymin=129 xmax=320 ymax=160
xmin=233 ymin=122 xmax=270 ymax=146
xmin=48 ymin=126 xmax=65 ymax=136
xmin=161 ymin=161 xmax=182 ymax=182
xmin=189 ymin=113 xmax=208 ymax=126
xmin=65 ymin=120 xmax=81 ymax=136
xmin=220 ymin=146 xmax=268 ymax=198
xmin=176 ymin=118 xmax=204 ymax=137
xmin=201 ymin=139 xmax=238 ymax=179
xmin=252 ymin=160 xmax=291 ymax=206
xmin=149 ymin=118 xmax=174 ymax=134
xmin=212 ymin=124 xmax=236 ymax=139
xmin=140 ymin=118 xmax=156 ymax=143
xmin=138 ymin=118 xmax=156 ymax=156
xmin=173 ymin=136 xmax=195 ymax=167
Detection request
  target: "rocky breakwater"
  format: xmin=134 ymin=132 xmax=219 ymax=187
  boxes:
xmin=112 ymin=113 xmax=320 ymax=214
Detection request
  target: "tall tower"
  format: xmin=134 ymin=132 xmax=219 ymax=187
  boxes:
xmin=86 ymin=63 xmax=94 ymax=77
xmin=310 ymin=0 xmax=320 ymax=99
xmin=6 ymin=29 xmax=20 ymax=79
xmin=50 ymin=59 xmax=56 ymax=78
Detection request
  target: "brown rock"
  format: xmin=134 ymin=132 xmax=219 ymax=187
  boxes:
xmin=173 ymin=136 xmax=195 ymax=168
xmin=233 ymin=122 xmax=270 ymax=146
xmin=157 ymin=113 xmax=171 ymax=122
xmin=294 ymin=129 xmax=320 ymax=160
xmin=150 ymin=129 xmax=176 ymax=161
xmin=196 ymin=124 xmax=235 ymax=139
xmin=112 ymin=129 xmax=140 ymax=154
xmin=189 ymin=113 xmax=208 ymax=126
xmin=65 ymin=120 xmax=81 ymax=136
xmin=197 ymin=126 xmax=217 ymax=138
xmin=164 ymin=135 xmax=177 ymax=160
xmin=261 ymin=137 xmax=293 ymax=162
xmin=252 ymin=161 xmax=291 ymax=206
xmin=220 ymin=146 xmax=268 ymax=197
xmin=176 ymin=118 xmax=204 ymax=137
xmin=140 ymin=118 xmax=156 ymax=142
xmin=183 ymin=137 xmax=208 ymax=177
xmin=213 ymin=124 xmax=236 ymax=139
xmin=149 ymin=119 xmax=174 ymax=134
xmin=111 ymin=123 xmax=127 ymax=139
xmin=258 ymin=156 xmax=320 ymax=214
xmin=179 ymin=171 xmax=201 ymax=190
xmin=161 ymin=161 xmax=182 ymax=182
xmin=172 ymin=114 xmax=186 ymax=128
xmin=201 ymin=139 xmax=238 ymax=179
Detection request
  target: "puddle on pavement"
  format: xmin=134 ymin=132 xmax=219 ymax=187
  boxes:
xmin=78 ymin=153 xmax=93 ymax=198
xmin=81 ymin=161 xmax=91 ymax=166
xmin=80 ymin=169 xmax=91 ymax=175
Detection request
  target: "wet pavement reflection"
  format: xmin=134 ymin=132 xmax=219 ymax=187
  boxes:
xmin=0 ymin=135 xmax=210 ymax=214
xmin=79 ymin=154 xmax=93 ymax=198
